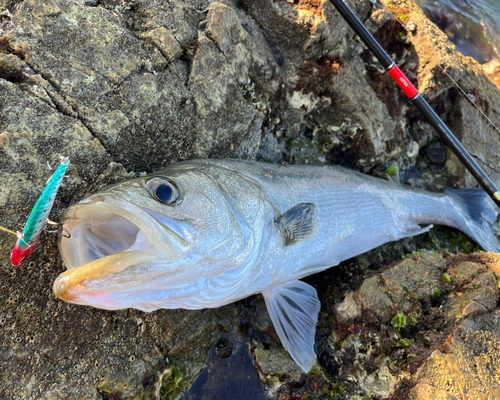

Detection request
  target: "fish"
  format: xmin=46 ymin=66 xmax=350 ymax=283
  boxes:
xmin=11 ymin=157 xmax=70 ymax=266
xmin=54 ymin=159 xmax=500 ymax=372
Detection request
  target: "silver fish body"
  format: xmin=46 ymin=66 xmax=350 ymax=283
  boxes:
xmin=55 ymin=159 xmax=500 ymax=371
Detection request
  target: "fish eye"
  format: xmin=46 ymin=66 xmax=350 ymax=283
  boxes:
xmin=147 ymin=178 xmax=180 ymax=205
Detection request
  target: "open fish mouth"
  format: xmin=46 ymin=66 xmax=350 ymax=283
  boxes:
xmin=54 ymin=194 xmax=191 ymax=304
xmin=62 ymin=205 xmax=153 ymax=270
xmin=60 ymin=194 xmax=191 ymax=269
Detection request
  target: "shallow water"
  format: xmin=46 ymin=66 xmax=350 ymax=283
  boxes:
xmin=414 ymin=0 xmax=500 ymax=63
xmin=180 ymin=335 xmax=269 ymax=400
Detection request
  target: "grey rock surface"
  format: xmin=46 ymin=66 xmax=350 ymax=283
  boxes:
xmin=1 ymin=0 xmax=500 ymax=398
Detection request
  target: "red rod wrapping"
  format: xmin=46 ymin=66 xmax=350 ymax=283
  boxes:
xmin=387 ymin=65 xmax=419 ymax=99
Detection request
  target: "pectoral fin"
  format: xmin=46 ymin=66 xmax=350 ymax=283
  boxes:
xmin=262 ymin=280 xmax=320 ymax=372
xmin=276 ymin=203 xmax=316 ymax=246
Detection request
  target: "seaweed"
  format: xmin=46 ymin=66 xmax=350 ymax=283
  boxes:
xmin=295 ymin=54 xmax=344 ymax=98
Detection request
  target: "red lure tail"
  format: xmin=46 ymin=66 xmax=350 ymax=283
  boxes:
xmin=10 ymin=238 xmax=38 ymax=266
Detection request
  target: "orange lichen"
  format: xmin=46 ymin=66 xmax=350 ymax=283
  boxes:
xmin=292 ymin=0 xmax=327 ymax=32
xmin=0 ymin=35 xmax=28 ymax=60
xmin=479 ymin=252 xmax=500 ymax=274
xmin=292 ymin=0 xmax=325 ymax=17
xmin=486 ymin=72 xmax=500 ymax=89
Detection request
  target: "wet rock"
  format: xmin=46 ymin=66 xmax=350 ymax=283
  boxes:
xmin=253 ymin=339 xmax=304 ymax=386
xmin=214 ymin=337 xmax=233 ymax=359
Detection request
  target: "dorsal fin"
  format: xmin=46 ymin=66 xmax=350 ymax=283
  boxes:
xmin=276 ymin=203 xmax=316 ymax=246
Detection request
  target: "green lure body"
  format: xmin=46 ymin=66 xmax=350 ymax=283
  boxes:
xmin=10 ymin=157 xmax=70 ymax=265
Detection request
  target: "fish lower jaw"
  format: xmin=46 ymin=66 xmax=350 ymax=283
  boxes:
xmin=53 ymin=249 xmax=162 ymax=301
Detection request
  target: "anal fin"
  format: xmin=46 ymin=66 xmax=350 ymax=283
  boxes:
xmin=262 ymin=280 xmax=320 ymax=372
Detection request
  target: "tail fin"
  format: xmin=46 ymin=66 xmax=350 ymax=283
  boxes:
xmin=445 ymin=188 xmax=500 ymax=253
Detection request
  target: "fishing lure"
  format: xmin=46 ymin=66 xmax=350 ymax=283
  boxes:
xmin=10 ymin=157 xmax=70 ymax=266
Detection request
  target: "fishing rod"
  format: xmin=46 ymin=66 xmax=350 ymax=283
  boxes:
xmin=329 ymin=0 xmax=500 ymax=208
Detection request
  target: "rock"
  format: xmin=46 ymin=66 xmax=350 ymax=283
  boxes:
xmin=357 ymin=357 xmax=395 ymax=398
xmin=410 ymin=310 xmax=500 ymax=399
xmin=380 ymin=0 xmax=500 ymax=190
xmin=319 ymin=252 xmax=500 ymax=399
xmin=335 ymin=292 xmax=362 ymax=322
xmin=483 ymin=58 xmax=500 ymax=89
xmin=141 ymin=27 xmax=183 ymax=62
xmin=253 ymin=339 xmax=304 ymax=385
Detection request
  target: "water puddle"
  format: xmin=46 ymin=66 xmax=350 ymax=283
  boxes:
xmin=180 ymin=334 xmax=271 ymax=400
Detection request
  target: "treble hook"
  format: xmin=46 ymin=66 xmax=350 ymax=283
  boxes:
xmin=44 ymin=219 xmax=71 ymax=238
